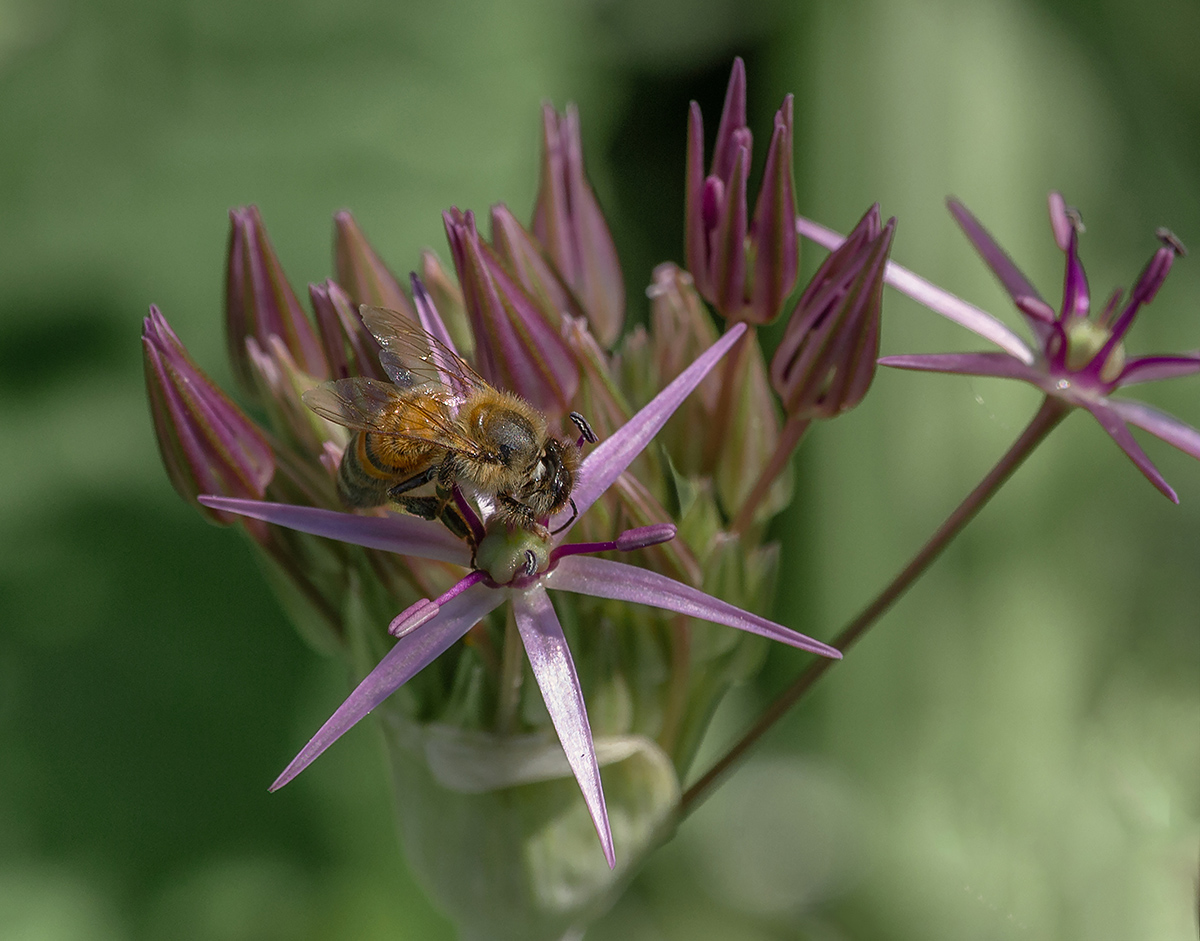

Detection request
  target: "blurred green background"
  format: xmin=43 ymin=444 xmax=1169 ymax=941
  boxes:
xmin=1 ymin=0 xmax=1197 ymax=938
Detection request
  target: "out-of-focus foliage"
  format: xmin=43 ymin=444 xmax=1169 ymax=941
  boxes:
xmin=0 ymin=0 xmax=1196 ymax=938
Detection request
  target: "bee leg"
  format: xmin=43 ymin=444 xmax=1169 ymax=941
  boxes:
xmin=436 ymin=453 xmax=461 ymax=487
xmin=497 ymin=494 xmax=549 ymax=540
xmin=436 ymin=503 xmax=474 ymax=544
xmin=387 ymin=465 xmax=438 ymax=499
xmin=392 ymin=496 xmax=440 ymax=521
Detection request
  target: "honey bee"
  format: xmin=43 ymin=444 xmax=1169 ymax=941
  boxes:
xmin=302 ymin=306 xmax=597 ymax=544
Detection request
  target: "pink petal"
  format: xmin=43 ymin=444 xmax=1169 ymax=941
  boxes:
xmin=1107 ymin=398 xmax=1200 ymax=463
xmin=1118 ymin=354 xmax=1200 ymax=387
xmin=270 ymin=583 xmax=502 ymax=790
xmin=512 ymin=585 xmax=615 ymax=869
xmin=1082 ymin=401 xmax=1178 ymax=502
xmin=561 ymin=104 xmax=625 ymax=346
xmin=947 ymin=198 xmax=1045 ymax=308
xmin=797 ymin=216 xmax=1035 ymax=364
xmin=196 ymin=496 xmax=473 ymax=565
xmin=879 ymin=351 xmax=1047 ymax=385
xmin=333 ymin=210 xmax=416 ymax=318
xmin=711 ymin=139 xmax=749 ymax=316
xmin=684 ymin=101 xmax=709 ymax=295
xmin=565 ymin=323 xmax=747 ymax=530
xmin=711 ymin=57 xmax=748 ymax=182
xmin=748 ymin=96 xmax=798 ymax=324
xmin=546 ymin=555 xmax=841 ymax=659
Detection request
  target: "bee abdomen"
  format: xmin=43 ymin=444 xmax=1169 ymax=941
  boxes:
xmin=337 ymin=432 xmax=442 ymax=508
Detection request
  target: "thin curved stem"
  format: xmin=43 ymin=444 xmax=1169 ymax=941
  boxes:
xmin=680 ymin=396 xmax=1071 ymax=815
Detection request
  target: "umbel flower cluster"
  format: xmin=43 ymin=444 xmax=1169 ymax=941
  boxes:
xmin=143 ymin=60 xmax=1197 ymax=941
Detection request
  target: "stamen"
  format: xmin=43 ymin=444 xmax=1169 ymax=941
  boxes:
xmin=1157 ymin=227 xmax=1187 ymax=257
xmin=437 ymin=569 xmax=489 ymax=605
xmin=550 ymin=523 xmax=677 ymax=563
xmin=388 ymin=598 xmax=440 ymax=638
xmin=616 ymin=523 xmax=677 ymax=552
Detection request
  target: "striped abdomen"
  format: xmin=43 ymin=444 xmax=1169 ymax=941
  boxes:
xmin=337 ymin=431 xmax=443 ymax=508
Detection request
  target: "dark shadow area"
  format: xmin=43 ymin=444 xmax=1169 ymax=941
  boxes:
xmin=0 ymin=494 xmax=332 ymax=899
xmin=0 ymin=295 xmax=127 ymax=394
xmin=606 ymin=47 xmax=776 ymax=325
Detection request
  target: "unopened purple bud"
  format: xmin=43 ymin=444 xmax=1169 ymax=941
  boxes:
xmin=491 ymin=203 xmax=577 ymax=322
xmin=245 ymin=335 xmax=326 ymax=454
xmin=747 ymin=95 xmax=798 ymax=324
xmin=711 ymin=57 xmax=748 ymax=183
xmin=226 ymin=206 xmax=328 ymax=393
xmin=420 ymin=249 xmax=473 ymax=356
xmin=532 ymin=104 xmax=625 ymax=347
xmin=309 ymin=279 xmax=385 ymax=381
xmin=333 ymin=210 xmax=417 ymax=321
xmin=771 ymin=206 xmax=895 ymax=419
xmin=684 ymin=59 xmax=797 ymax=324
xmin=615 ymin=523 xmax=677 ymax=552
xmin=143 ymin=306 xmax=274 ymax=526
xmin=443 ymin=207 xmax=579 ymax=415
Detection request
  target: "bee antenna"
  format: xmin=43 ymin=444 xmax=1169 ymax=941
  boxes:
xmin=551 ymin=498 xmax=579 ymax=535
xmin=569 ymin=411 xmax=599 ymax=447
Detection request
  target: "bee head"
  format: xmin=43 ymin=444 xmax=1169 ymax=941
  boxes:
xmin=522 ymin=436 xmax=580 ymax=517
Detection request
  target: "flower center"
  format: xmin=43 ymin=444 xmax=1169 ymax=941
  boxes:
xmin=475 ymin=525 xmax=551 ymax=584
xmin=1063 ymin=318 xmax=1125 ymax=382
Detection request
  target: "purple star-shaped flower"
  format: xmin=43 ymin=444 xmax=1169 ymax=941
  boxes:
xmin=201 ymin=319 xmax=840 ymax=869
xmin=808 ymin=193 xmax=1199 ymax=501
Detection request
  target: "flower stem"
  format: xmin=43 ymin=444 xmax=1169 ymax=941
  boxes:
xmin=495 ymin=606 xmax=524 ymax=735
xmin=679 ymin=396 xmax=1070 ymax=815
xmin=729 ymin=414 xmax=811 ymax=534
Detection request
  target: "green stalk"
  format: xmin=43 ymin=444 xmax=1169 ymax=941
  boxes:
xmin=680 ymin=395 xmax=1071 ymax=814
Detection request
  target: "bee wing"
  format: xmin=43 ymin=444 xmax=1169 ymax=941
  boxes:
xmin=302 ymin=377 xmax=493 ymax=459
xmin=302 ymin=378 xmax=412 ymax=434
xmin=360 ymin=305 xmax=490 ymax=400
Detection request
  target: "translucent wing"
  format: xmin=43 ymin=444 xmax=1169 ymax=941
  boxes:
xmin=302 ymin=377 xmax=485 ymax=457
xmin=360 ymin=306 xmax=489 ymax=398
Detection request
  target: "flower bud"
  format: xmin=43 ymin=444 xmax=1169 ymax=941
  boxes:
xmin=244 ymin=335 xmax=328 ymax=455
xmin=491 ymin=203 xmax=578 ymax=324
xmin=333 ymin=210 xmax=417 ymax=320
xmin=225 ymin=206 xmax=328 ymax=393
xmin=771 ymin=205 xmax=895 ymax=419
xmin=532 ymin=103 xmax=625 ymax=347
xmin=685 ymin=59 xmax=798 ymax=324
xmin=420 ymin=249 xmax=474 ymax=357
xmin=443 ymin=207 xmax=579 ymax=415
xmin=143 ymin=306 xmax=274 ymax=525
xmin=309 ymin=278 xmax=385 ymax=381
xmin=645 ymin=263 xmax=720 ymax=474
